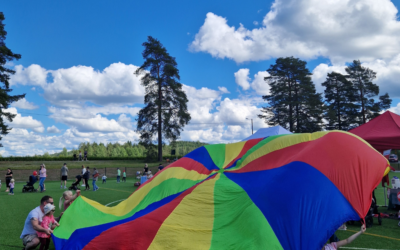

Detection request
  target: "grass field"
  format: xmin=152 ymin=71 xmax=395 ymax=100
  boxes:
xmin=0 ymin=166 xmax=399 ymax=250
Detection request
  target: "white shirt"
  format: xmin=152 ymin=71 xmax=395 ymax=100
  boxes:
xmin=102 ymin=175 xmax=107 ymax=180
xmin=20 ymin=206 xmax=44 ymax=238
xmin=82 ymin=168 xmax=86 ymax=175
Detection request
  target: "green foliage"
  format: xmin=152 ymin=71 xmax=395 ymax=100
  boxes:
xmin=345 ymin=60 xmax=392 ymax=126
xmin=135 ymin=36 xmax=191 ymax=161
xmin=0 ymin=12 xmax=25 ymax=146
xmin=322 ymin=72 xmax=358 ymax=131
xmin=259 ymin=57 xmax=324 ymax=133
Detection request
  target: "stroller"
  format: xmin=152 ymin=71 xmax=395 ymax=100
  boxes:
xmin=69 ymin=175 xmax=82 ymax=191
xmin=22 ymin=174 xmax=38 ymax=193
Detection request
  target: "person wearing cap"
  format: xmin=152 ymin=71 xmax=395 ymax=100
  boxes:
xmin=20 ymin=196 xmax=55 ymax=250
xmin=60 ymin=163 xmax=68 ymax=189
xmin=28 ymin=171 xmax=38 ymax=186
xmin=37 ymin=203 xmax=59 ymax=250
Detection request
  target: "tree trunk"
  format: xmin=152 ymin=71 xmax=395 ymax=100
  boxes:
xmin=158 ymin=68 xmax=163 ymax=162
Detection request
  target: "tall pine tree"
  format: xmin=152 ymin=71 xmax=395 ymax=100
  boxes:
xmin=322 ymin=72 xmax=357 ymax=131
xmin=135 ymin=36 xmax=191 ymax=161
xmin=345 ymin=60 xmax=391 ymax=125
xmin=0 ymin=12 xmax=25 ymax=146
xmin=259 ymin=57 xmax=324 ymax=133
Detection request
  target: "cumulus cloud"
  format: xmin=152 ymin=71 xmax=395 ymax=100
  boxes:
xmin=47 ymin=125 xmax=61 ymax=133
xmin=234 ymin=69 xmax=251 ymax=90
xmin=218 ymin=86 xmax=230 ymax=94
xmin=190 ymin=0 xmax=400 ymax=63
xmin=5 ymin=108 xmax=44 ymax=133
xmin=11 ymin=98 xmax=39 ymax=110
xmin=10 ymin=63 xmax=145 ymax=107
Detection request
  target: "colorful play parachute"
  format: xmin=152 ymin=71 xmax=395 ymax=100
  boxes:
xmin=53 ymin=131 xmax=390 ymax=250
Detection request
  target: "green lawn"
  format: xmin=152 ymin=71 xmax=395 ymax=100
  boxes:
xmin=0 ymin=169 xmax=399 ymax=249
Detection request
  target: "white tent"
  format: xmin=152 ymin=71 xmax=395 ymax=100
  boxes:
xmin=242 ymin=126 xmax=292 ymax=141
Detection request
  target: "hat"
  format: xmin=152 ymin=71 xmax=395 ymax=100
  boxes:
xmin=33 ymin=171 xmax=38 ymax=176
xmin=44 ymin=204 xmax=55 ymax=215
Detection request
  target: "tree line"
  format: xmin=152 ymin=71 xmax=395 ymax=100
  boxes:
xmin=49 ymin=141 xmax=208 ymax=159
xmin=259 ymin=57 xmax=391 ymax=132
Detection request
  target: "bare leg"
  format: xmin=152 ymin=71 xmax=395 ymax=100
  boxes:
xmin=25 ymin=237 xmax=40 ymax=250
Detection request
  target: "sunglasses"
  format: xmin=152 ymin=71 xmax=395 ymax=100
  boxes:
xmin=47 ymin=202 xmax=54 ymax=205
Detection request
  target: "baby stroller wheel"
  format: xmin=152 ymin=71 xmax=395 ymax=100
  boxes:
xmin=22 ymin=188 xmax=26 ymax=193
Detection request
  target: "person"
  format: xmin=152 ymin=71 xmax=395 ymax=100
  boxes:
xmin=117 ymin=168 xmax=121 ymax=183
xmin=59 ymin=190 xmax=80 ymax=211
xmin=29 ymin=171 xmax=39 ymax=186
xmin=92 ymin=167 xmax=99 ymax=191
xmin=0 ymin=179 xmax=2 ymax=191
xmin=37 ymin=204 xmax=59 ymax=250
xmin=147 ymin=172 xmax=153 ymax=179
xmin=102 ymin=174 xmax=107 ymax=184
xmin=83 ymin=166 xmax=90 ymax=190
xmin=143 ymin=164 xmax=149 ymax=174
xmin=158 ymin=164 xmax=164 ymax=172
xmin=79 ymin=151 xmax=82 ymax=161
xmin=60 ymin=163 xmax=68 ymax=189
xmin=5 ymin=168 xmax=13 ymax=192
xmin=81 ymin=165 xmax=86 ymax=187
xmin=122 ymin=170 xmax=126 ymax=182
xmin=322 ymin=225 xmax=366 ymax=250
xmin=70 ymin=175 xmax=82 ymax=190
xmin=84 ymin=150 xmax=88 ymax=161
xmin=8 ymin=178 xmax=15 ymax=195
xmin=39 ymin=164 xmax=47 ymax=193
xmin=20 ymin=196 xmax=55 ymax=250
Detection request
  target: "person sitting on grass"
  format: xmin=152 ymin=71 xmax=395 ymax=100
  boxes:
xmin=59 ymin=190 xmax=81 ymax=212
xmin=322 ymin=224 xmax=365 ymax=250
xmin=37 ymin=204 xmax=59 ymax=250
xmin=20 ymin=196 xmax=56 ymax=250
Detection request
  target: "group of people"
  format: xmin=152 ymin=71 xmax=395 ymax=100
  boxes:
xmin=4 ymin=165 xmax=47 ymax=195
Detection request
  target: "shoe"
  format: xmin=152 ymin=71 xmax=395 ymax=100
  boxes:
xmin=61 ymin=186 xmax=63 ymax=189
xmin=81 ymin=184 xmax=85 ymax=186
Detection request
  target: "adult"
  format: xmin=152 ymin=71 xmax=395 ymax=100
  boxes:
xmin=143 ymin=164 xmax=149 ymax=174
xmin=81 ymin=165 xmax=86 ymax=187
xmin=60 ymin=163 xmax=68 ymax=189
xmin=117 ymin=168 xmax=121 ymax=183
xmin=20 ymin=196 xmax=55 ymax=250
xmin=28 ymin=171 xmax=38 ymax=186
xmin=84 ymin=150 xmax=88 ymax=161
xmin=92 ymin=167 xmax=99 ymax=191
xmin=5 ymin=168 xmax=13 ymax=192
xmin=158 ymin=164 xmax=164 ymax=172
xmin=83 ymin=166 xmax=90 ymax=190
xmin=39 ymin=164 xmax=47 ymax=193
xmin=79 ymin=151 xmax=82 ymax=161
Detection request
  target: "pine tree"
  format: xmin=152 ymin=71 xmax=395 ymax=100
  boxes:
xmin=322 ymin=72 xmax=358 ymax=131
xmin=259 ymin=57 xmax=324 ymax=133
xmin=135 ymin=36 xmax=191 ymax=161
xmin=0 ymin=12 xmax=25 ymax=146
xmin=345 ymin=60 xmax=391 ymax=125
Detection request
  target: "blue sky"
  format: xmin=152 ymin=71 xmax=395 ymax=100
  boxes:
xmin=2 ymin=0 xmax=400 ymax=156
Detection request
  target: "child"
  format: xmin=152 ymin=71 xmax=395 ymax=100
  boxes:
xmin=147 ymin=171 xmax=153 ymax=179
xmin=8 ymin=179 xmax=14 ymax=195
xmin=102 ymin=174 xmax=107 ymax=184
xmin=122 ymin=171 xmax=126 ymax=182
xmin=59 ymin=190 xmax=81 ymax=211
xmin=37 ymin=204 xmax=59 ymax=250
xmin=322 ymin=225 xmax=365 ymax=250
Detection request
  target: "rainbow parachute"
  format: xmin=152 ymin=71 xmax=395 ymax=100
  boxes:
xmin=53 ymin=131 xmax=390 ymax=250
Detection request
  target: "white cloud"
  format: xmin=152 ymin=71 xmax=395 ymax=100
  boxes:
xmin=253 ymin=21 xmax=259 ymax=26
xmin=10 ymin=64 xmax=48 ymax=86
xmin=234 ymin=68 xmax=251 ymax=90
xmin=218 ymin=86 xmax=230 ymax=94
xmin=10 ymin=63 xmax=145 ymax=107
xmin=251 ymin=71 xmax=270 ymax=95
xmin=47 ymin=125 xmax=61 ymax=133
xmin=312 ymin=64 xmax=347 ymax=93
xmin=191 ymin=0 xmax=400 ymax=63
xmin=5 ymin=107 xmax=44 ymax=133
xmin=31 ymin=87 xmax=36 ymax=91
xmin=11 ymin=98 xmax=39 ymax=110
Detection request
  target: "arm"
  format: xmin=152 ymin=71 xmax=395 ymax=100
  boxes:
xmin=69 ymin=190 xmax=81 ymax=203
xmin=31 ymin=218 xmax=52 ymax=235
xmin=336 ymin=225 xmax=365 ymax=247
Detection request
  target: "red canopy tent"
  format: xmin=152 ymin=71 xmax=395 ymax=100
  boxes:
xmin=349 ymin=111 xmax=400 ymax=152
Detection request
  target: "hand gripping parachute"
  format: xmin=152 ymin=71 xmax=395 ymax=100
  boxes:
xmin=53 ymin=131 xmax=390 ymax=250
